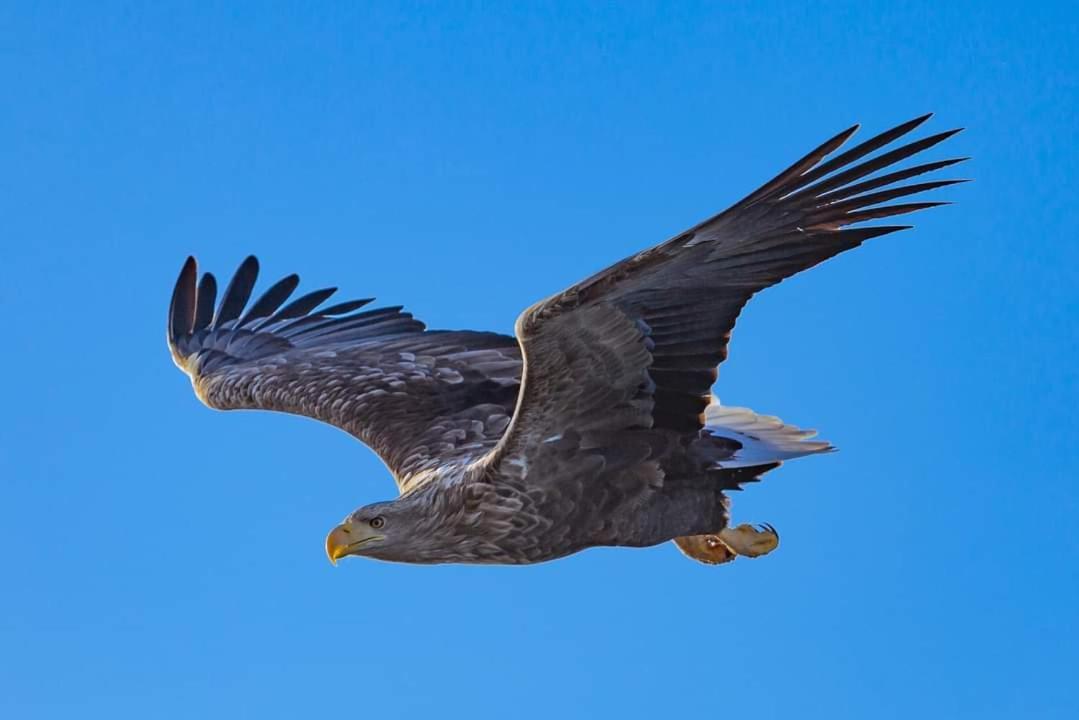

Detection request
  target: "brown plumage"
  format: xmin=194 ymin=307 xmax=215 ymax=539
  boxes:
xmin=167 ymin=114 xmax=965 ymax=565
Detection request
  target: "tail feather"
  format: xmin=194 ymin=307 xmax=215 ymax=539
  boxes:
xmin=703 ymin=398 xmax=833 ymax=469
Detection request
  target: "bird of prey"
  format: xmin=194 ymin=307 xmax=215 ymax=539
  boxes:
xmin=167 ymin=114 xmax=964 ymax=566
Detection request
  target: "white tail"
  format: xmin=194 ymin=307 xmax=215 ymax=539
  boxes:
xmin=703 ymin=398 xmax=833 ymax=468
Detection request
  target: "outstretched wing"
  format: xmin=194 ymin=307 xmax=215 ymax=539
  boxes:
xmin=482 ymin=115 xmax=965 ymax=496
xmin=168 ymin=256 xmax=521 ymax=492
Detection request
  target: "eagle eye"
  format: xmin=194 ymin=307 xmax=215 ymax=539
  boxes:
xmin=369 ymin=516 xmax=385 ymax=529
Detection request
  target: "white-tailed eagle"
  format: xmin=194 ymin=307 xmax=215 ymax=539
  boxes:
xmin=167 ymin=115 xmax=964 ymax=566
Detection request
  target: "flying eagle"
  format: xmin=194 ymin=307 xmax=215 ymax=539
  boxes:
xmin=168 ymin=115 xmax=964 ymax=566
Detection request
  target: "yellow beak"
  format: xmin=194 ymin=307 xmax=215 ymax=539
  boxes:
xmin=325 ymin=524 xmax=352 ymax=566
xmin=324 ymin=522 xmax=383 ymax=565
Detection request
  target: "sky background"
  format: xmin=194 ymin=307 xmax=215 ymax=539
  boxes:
xmin=2 ymin=2 xmax=1077 ymax=718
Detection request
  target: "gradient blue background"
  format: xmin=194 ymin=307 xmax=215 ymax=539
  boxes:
xmin=2 ymin=2 xmax=1076 ymax=718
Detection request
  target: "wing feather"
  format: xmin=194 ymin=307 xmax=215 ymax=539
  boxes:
xmin=258 ymin=287 xmax=338 ymax=325
xmin=168 ymin=257 xmax=196 ymax=343
xmin=212 ymin=255 xmax=259 ymax=328
xmin=238 ymin=274 xmax=299 ymax=327
xmin=482 ymin=114 xmax=966 ymax=487
xmin=167 ymin=257 xmax=521 ymax=492
xmin=193 ymin=273 xmax=217 ymax=332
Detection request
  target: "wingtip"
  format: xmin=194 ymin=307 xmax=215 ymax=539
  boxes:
xmin=169 ymin=256 xmax=199 ymax=343
xmin=193 ymin=271 xmax=218 ymax=332
xmin=886 ymin=112 xmax=933 ymax=136
xmin=838 ymin=122 xmax=861 ymax=142
xmin=232 ymin=254 xmax=260 ymax=281
xmin=212 ymin=254 xmax=263 ymax=329
xmin=938 ymin=127 xmax=965 ymax=141
xmin=177 ymin=255 xmax=197 ymax=282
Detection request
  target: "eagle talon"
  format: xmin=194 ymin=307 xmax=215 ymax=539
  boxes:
xmin=718 ymin=523 xmax=780 ymax=558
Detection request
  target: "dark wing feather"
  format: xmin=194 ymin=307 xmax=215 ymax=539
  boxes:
xmin=316 ymin=299 xmax=374 ymax=316
xmin=261 ymin=287 xmax=339 ymax=325
xmin=481 ymin=116 xmax=965 ymax=503
xmin=212 ymin=255 xmax=259 ymax=328
xmin=168 ymin=257 xmax=521 ymax=492
xmin=238 ymin=274 xmax=300 ymax=327
xmin=193 ymin=273 xmax=217 ymax=332
xmin=540 ymin=114 xmax=962 ymax=435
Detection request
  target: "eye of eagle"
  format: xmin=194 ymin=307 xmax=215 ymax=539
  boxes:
xmin=369 ymin=516 xmax=385 ymax=529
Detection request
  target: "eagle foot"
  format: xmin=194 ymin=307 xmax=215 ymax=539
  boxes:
xmin=719 ymin=523 xmax=780 ymax=558
xmin=672 ymin=534 xmax=736 ymax=565
xmin=673 ymin=523 xmax=779 ymax=565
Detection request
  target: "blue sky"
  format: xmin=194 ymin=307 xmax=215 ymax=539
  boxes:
xmin=2 ymin=2 xmax=1077 ymax=718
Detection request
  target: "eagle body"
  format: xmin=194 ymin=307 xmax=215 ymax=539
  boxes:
xmin=167 ymin=115 xmax=965 ymax=566
xmin=342 ymin=465 xmax=730 ymax=565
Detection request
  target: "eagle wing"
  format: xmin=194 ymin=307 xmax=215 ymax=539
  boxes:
xmin=168 ymin=256 xmax=521 ymax=492
xmin=480 ymin=115 xmax=965 ymax=498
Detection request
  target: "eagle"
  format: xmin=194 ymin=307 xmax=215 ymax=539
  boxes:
xmin=167 ymin=115 xmax=964 ymax=566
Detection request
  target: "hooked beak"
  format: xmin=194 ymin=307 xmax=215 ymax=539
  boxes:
xmin=325 ymin=522 xmax=383 ymax=565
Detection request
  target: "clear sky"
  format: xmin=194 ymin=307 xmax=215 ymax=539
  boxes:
xmin=2 ymin=2 xmax=1076 ymax=718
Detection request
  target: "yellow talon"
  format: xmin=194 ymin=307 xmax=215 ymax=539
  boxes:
xmin=718 ymin=523 xmax=780 ymax=558
xmin=674 ymin=522 xmax=780 ymax=565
